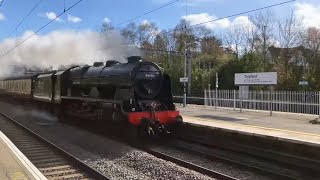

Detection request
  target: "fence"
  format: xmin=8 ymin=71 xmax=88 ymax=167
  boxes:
xmin=203 ymin=90 xmax=320 ymax=116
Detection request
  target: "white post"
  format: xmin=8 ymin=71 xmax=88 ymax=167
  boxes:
xmin=233 ymin=90 xmax=236 ymax=110
xmin=208 ymin=84 xmax=212 ymax=106
xmin=318 ymin=91 xmax=320 ymax=118
xmin=270 ymin=86 xmax=273 ymax=116
xmin=240 ymin=86 xmax=243 ymax=113
xmin=204 ymin=89 xmax=207 ymax=106
xmin=215 ymin=72 xmax=218 ymax=110
xmin=212 ymin=90 xmax=215 ymax=107
xmin=215 ymin=90 xmax=217 ymax=110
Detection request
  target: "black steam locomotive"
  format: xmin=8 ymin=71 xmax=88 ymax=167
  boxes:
xmin=0 ymin=56 xmax=183 ymax=136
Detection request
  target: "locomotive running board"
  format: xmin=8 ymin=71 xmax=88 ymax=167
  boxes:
xmin=61 ymin=96 xmax=121 ymax=104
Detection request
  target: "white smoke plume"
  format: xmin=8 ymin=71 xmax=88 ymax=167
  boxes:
xmin=0 ymin=30 xmax=141 ymax=77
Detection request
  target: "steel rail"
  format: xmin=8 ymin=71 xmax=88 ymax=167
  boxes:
xmin=134 ymin=143 xmax=238 ymax=180
xmin=0 ymin=112 xmax=110 ymax=180
xmin=171 ymin=137 xmax=310 ymax=180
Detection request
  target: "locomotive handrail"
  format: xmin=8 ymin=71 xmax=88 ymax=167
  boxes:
xmin=61 ymin=96 xmax=122 ymax=104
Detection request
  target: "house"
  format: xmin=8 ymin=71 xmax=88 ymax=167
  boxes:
xmin=266 ymin=45 xmax=312 ymax=67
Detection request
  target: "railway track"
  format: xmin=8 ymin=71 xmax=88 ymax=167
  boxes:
xmin=60 ymin=117 xmax=238 ymax=179
xmin=132 ymin=142 xmax=238 ymax=180
xmin=0 ymin=112 xmax=109 ymax=180
xmin=167 ymin=137 xmax=316 ymax=180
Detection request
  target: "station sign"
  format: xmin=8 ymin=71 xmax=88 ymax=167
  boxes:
xmin=186 ymin=51 xmax=192 ymax=58
xmin=299 ymin=81 xmax=308 ymax=85
xmin=180 ymin=77 xmax=189 ymax=83
xmin=235 ymin=72 xmax=277 ymax=85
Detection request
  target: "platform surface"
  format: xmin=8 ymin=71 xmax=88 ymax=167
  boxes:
xmin=0 ymin=131 xmax=46 ymax=180
xmin=178 ymin=105 xmax=320 ymax=146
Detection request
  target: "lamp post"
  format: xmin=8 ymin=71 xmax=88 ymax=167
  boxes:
xmin=262 ymin=25 xmax=267 ymax=69
xmin=182 ymin=41 xmax=196 ymax=107
xmin=183 ymin=41 xmax=187 ymax=107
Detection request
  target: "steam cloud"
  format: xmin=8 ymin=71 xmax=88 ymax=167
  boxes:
xmin=0 ymin=30 xmax=141 ymax=77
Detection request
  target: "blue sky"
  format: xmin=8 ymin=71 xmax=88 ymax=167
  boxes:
xmin=0 ymin=0 xmax=319 ymax=41
xmin=1 ymin=0 xmax=320 ymax=74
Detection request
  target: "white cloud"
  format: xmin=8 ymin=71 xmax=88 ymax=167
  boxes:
xmin=141 ymin=20 xmax=151 ymax=26
xmin=68 ymin=14 xmax=82 ymax=23
xmin=294 ymin=2 xmax=320 ymax=28
xmin=153 ymin=0 xmax=220 ymax=7
xmin=270 ymin=38 xmax=280 ymax=47
xmin=230 ymin=16 xmax=255 ymax=31
xmin=0 ymin=12 xmax=5 ymax=21
xmin=153 ymin=0 xmax=217 ymax=4
xmin=191 ymin=0 xmax=218 ymax=2
xmin=45 ymin=12 xmax=62 ymax=22
xmin=182 ymin=13 xmax=256 ymax=32
xmin=231 ymin=16 xmax=250 ymax=27
xmin=182 ymin=13 xmax=230 ymax=29
xmin=103 ymin=17 xmax=111 ymax=23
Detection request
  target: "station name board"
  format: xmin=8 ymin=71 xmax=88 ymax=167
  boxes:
xmin=235 ymin=72 xmax=277 ymax=85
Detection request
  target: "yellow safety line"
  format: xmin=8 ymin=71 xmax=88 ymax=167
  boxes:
xmin=184 ymin=116 xmax=320 ymax=137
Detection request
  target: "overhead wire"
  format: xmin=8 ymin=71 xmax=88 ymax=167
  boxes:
xmin=115 ymin=0 xmax=180 ymax=27
xmin=6 ymin=0 xmax=43 ymax=39
xmin=190 ymin=0 xmax=295 ymax=28
xmin=1 ymin=0 xmax=84 ymax=58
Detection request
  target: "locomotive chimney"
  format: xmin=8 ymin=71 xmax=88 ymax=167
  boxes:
xmin=127 ymin=56 xmax=142 ymax=63
xmin=93 ymin=62 xmax=104 ymax=67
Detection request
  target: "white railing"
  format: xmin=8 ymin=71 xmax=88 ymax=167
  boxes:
xmin=204 ymin=90 xmax=320 ymax=116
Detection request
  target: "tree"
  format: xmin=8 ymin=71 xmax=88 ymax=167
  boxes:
xmin=278 ymin=11 xmax=303 ymax=48
xmin=277 ymin=11 xmax=303 ymax=90
xmin=301 ymin=27 xmax=320 ymax=89
xmin=137 ymin=21 xmax=158 ymax=48
xmin=224 ymin=24 xmax=245 ymax=58
xmin=153 ymin=34 xmax=167 ymax=50
xmin=120 ymin=22 xmax=138 ymax=45
xmin=200 ymin=36 xmax=222 ymax=55
xmin=173 ymin=19 xmax=196 ymax=53
xmin=249 ymin=10 xmax=275 ymax=56
xmin=193 ymin=26 xmax=213 ymax=41
xmin=162 ymin=29 xmax=176 ymax=52
xmin=100 ymin=22 xmax=115 ymax=32
xmin=303 ymin=27 xmax=320 ymax=54
xmin=196 ymin=36 xmax=226 ymax=72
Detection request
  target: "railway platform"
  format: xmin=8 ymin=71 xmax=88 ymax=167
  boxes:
xmin=177 ymin=105 xmax=320 ymax=157
xmin=0 ymin=131 xmax=46 ymax=180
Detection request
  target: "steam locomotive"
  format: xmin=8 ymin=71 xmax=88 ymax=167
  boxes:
xmin=0 ymin=56 xmax=183 ymax=136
